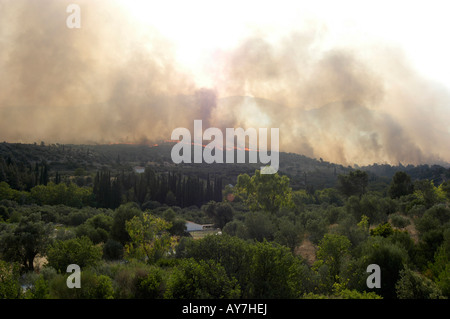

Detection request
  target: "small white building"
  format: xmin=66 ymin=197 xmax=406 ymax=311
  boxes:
xmin=133 ymin=166 xmax=145 ymax=174
xmin=185 ymin=221 xmax=215 ymax=232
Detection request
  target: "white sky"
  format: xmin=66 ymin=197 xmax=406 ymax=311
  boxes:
xmin=117 ymin=0 xmax=450 ymax=90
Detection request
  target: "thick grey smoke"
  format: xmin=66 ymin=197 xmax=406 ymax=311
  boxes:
xmin=209 ymin=33 xmax=450 ymax=166
xmin=1 ymin=0 xmax=449 ymax=166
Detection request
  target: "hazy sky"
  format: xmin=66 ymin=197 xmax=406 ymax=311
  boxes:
xmin=118 ymin=0 xmax=450 ymax=90
xmin=1 ymin=0 xmax=449 ymax=166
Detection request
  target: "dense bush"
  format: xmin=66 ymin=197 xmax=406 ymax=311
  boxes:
xmin=1 ymin=167 xmax=449 ymax=300
xmin=46 ymin=236 xmax=102 ymax=273
xmin=164 ymin=258 xmax=240 ymax=299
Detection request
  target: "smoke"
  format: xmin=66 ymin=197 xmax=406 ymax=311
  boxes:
xmin=1 ymin=0 xmax=449 ymax=166
xmin=0 ymin=0 xmax=199 ymax=144
xmin=209 ymin=32 xmax=450 ymax=166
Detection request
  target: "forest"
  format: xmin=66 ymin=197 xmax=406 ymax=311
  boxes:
xmin=0 ymin=142 xmax=449 ymax=300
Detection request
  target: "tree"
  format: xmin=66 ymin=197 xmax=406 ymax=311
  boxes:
xmin=345 ymin=194 xmax=388 ymax=226
xmin=202 ymin=201 xmax=234 ymax=229
xmin=0 ymin=260 xmax=21 ymax=299
xmin=135 ymin=266 xmax=166 ymax=299
xmin=162 ymin=208 xmax=187 ymax=236
xmin=428 ymin=244 xmax=450 ymax=297
xmin=165 ymin=190 xmax=177 ymax=206
xmin=234 ymin=170 xmax=293 ymax=214
xmin=248 ymin=240 xmax=304 ymax=299
xmin=315 ymin=233 xmax=351 ymax=281
xmin=184 ymin=234 xmax=252 ymax=295
xmin=358 ymin=236 xmax=408 ymax=299
xmin=274 ymin=216 xmax=303 ymax=253
xmin=125 ymin=213 xmax=174 ymax=264
xmin=26 ymin=274 xmax=50 ymax=299
xmin=337 ymin=170 xmax=368 ymax=198
xmin=164 ymin=258 xmax=240 ymax=299
xmin=0 ymin=213 xmax=53 ymax=271
xmin=48 ymin=270 xmax=114 ymax=299
xmin=412 ymin=180 xmax=446 ymax=208
xmin=46 ymin=236 xmax=102 ymax=273
xmin=395 ymin=267 xmax=445 ymax=299
xmin=75 ymin=213 xmax=113 ymax=244
xmin=370 ymin=222 xmax=395 ymax=238
xmin=244 ymin=211 xmax=276 ymax=242
xmin=103 ymin=239 xmax=124 ymax=261
xmin=111 ymin=203 xmax=143 ymax=245
xmin=388 ymin=171 xmax=414 ymax=199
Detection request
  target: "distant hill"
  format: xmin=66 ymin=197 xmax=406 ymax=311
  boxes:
xmin=0 ymin=141 xmax=448 ymax=191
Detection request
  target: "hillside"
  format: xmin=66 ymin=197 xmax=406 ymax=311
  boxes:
xmin=1 ymin=141 xmax=448 ymax=192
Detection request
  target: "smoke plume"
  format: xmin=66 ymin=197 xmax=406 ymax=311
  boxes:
xmin=1 ymin=0 xmax=449 ymax=166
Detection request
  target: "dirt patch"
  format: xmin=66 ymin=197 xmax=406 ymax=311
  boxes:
xmin=295 ymin=236 xmax=317 ymax=266
xmin=405 ymin=222 xmax=419 ymax=244
xmin=34 ymin=255 xmax=48 ymax=272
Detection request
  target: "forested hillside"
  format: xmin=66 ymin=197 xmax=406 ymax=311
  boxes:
xmin=0 ymin=142 xmax=449 ymax=299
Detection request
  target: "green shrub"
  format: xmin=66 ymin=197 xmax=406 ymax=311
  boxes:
xmin=48 ymin=270 xmax=114 ymax=299
xmin=103 ymin=239 xmax=124 ymax=261
xmin=165 ymin=258 xmax=240 ymax=299
xmin=0 ymin=260 xmax=21 ymax=299
xmin=396 ymin=268 xmax=445 ymax=299
xmin=390 ymin=214 xmax=410 ymax=229
xmin=46 ymin=236 xmax=102 ymax=273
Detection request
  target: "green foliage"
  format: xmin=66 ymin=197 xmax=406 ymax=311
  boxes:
xmin=337 ymin=170 xmax=368 ymax=198
xmin=48 ymin=270 xmax=114 ymax=299
xmin=234 ymin=170 xmax=293 ymax=214
xmin=315 ymin=188 xmax=344 ymax=206
xmin=292 ymin=189 xmax=316 ymax=207
xmin=0 ymin=212 xmax=53 ymax=271
xmin=202 ymin=201 xmax=234 ymax=229
xmin=23 ymin=274 xmax=50 ymax=299
xmin=440 ymin=181 xmax=450 ymax=200
xmin=0 ymin=181 xmax=30 ymax=204
xmin=416 ymin=204 xmax=450 ymax=235
xmin=46 ymin=236 xmax=102 ymax=273
xmin=1 ymin=146 xmax=449 ymax=300
xmin=316 ymin=233 xmax=351 ymax=280
xmin=388 ymin=171 xmax=414 ymax=199
xmin=248 ymin=240 xmax=307 ymax=299
xmin=75 ymin=213 xmax=113 ymax=244
xmin=412 ymin=180 xmax=446 ymax=208
xmin=30 ymin=182 xmax=94 ymax=208
xmin=103 ymin=239 xmax=124 ymax=261
xmin=274 ymin=216 xmax=304 ymax=253
xmin=370 ymin=222 xmax=395 ymax=238
xmin=395 ymin=268 xmax=445 ymax=299
xmin=333 ymin=215 xmax=369 ymax=248
xmin=125 ymin=213 xmax=174 ymax=264
xmin=302 ymin=211 xmax=328 ymax=245
xmin=164 ymin=258 xmax=240 ymax=299
xmin=358 ymin=236 xmax=408 ymax=299
xmin=243 ymin=211 xmax=276 ymax=242
xmin=111 ymin=203 xmax=143 ymax=245
xmin=0 ymin=260 xmax=21 ymax=299
xmin=135 ymin=266 xmax=166 ymax=298
xmin=303 ymin=289 xmax=382 ymax=299
xmin=184 ymin=234 xmax=251 ymax=295
xmin=428 ymin=242 xmax=450 ymax=297
xmin=345 ymin=194 xmax=388 ymax=226
xmin=331 ymin=280 xmax=382 ymax=299
xmin=390 ymin=214 xmax=410 ymax=228
xmin=414 ymin=204 xmax=450 ymax=269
